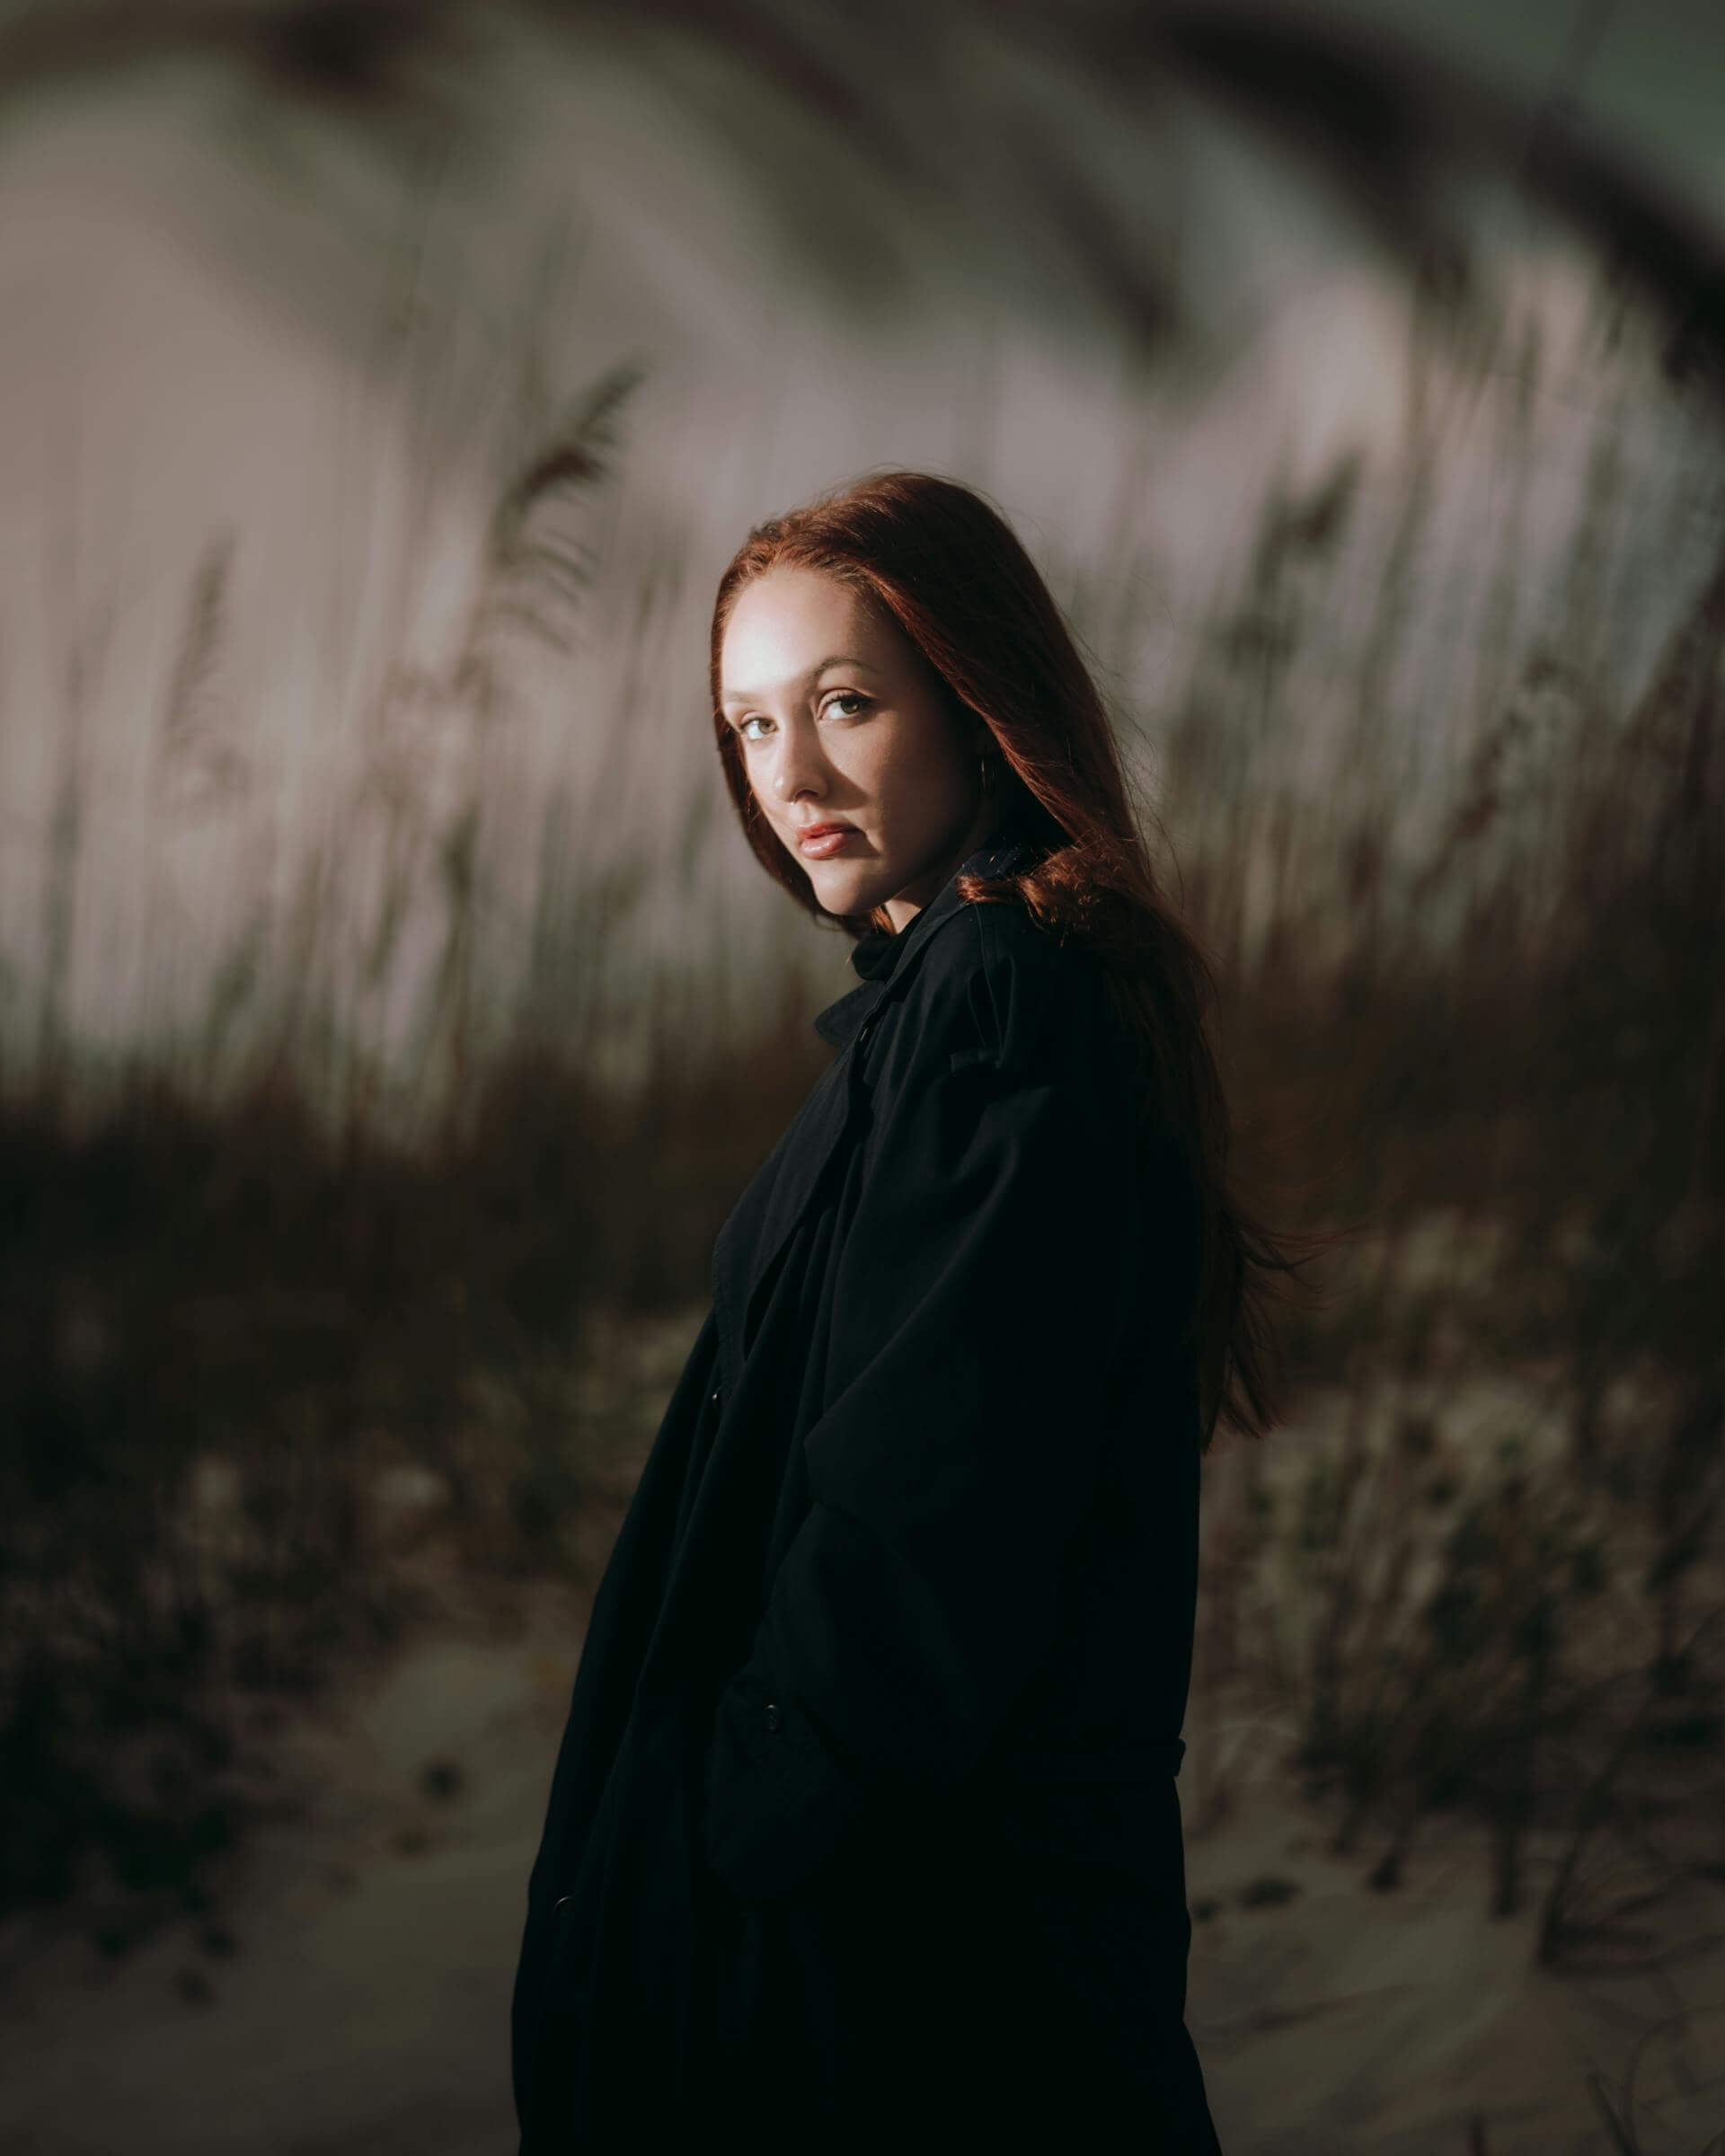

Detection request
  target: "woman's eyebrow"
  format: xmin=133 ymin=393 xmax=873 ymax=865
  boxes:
xmin=719 ymin=654 xmax=878 ymax=707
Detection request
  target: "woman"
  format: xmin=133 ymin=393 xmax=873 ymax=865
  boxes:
xmin=511 ymin=471 xmax=1283 ymax=2151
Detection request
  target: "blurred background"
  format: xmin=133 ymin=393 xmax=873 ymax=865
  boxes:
xmin=1 ymin=1 xmax=1722 ymax=2149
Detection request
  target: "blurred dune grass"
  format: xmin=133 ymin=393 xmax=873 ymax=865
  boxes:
xmin=3 ymin=329 xmax=1719 ymax=2013
xmin=0 ymin=24 xmax=1721 ymax=2129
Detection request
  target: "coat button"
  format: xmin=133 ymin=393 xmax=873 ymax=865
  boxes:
xmin=710 ymin=1387 xmax=721 ymax=1405
xmin=763 ymin=1701 xmax=783 ymax=1732
xmin=553 ymin=1894 xmax=574 ymax=1913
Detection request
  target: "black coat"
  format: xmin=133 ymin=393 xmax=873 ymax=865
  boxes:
xmin=511 ymin=824 xmax=1222 ymax=2152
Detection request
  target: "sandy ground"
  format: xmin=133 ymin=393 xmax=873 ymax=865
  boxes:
xmin=1 ymin=1588 xmax=1721 ymax=2156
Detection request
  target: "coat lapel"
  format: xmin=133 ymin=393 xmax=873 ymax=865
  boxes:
xmin=709 ymin=826 xmax=1038 ymax=1392
xmin=709 ymin=1041 xmax=859 ymax=1392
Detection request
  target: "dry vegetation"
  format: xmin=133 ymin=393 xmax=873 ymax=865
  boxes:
xmin=2 ymin=287 xmax=1721 ymax=2153
xmin=1162 ymin=352 xmax=1725 ymax=2149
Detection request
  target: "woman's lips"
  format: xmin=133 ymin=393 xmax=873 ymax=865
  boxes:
xmin=798 ymin=826 xmax=859 ymax=857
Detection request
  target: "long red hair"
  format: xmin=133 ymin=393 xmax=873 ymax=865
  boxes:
xmin=709 ymin=468 xmax=1291 ymax=1447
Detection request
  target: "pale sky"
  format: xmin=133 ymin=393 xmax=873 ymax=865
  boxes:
xmin=1 ymin=3 xmax=1720 ymax=1114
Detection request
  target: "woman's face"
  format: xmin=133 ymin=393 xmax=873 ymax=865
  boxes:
xmin=719 ymin=567 xmax=997 ymax=931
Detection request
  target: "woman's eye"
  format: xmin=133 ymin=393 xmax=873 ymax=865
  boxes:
xmin=735 ymin=693 xmax=864 ymax=742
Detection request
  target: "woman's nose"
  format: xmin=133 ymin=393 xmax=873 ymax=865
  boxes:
xmin=767 ymin=718 xmax=826 ymax=802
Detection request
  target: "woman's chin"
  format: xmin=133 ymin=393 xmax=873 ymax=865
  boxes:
xmin=804 ymin=860 xmax=878 ymax=910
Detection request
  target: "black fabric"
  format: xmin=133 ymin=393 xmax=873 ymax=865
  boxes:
xmin=511 ymin=827 xmax=1223 ymax=2152
xmin=848 ymin=812 xmax=1032 ymax=985
xmin=847 ymin=925 xmax=901 ymax=980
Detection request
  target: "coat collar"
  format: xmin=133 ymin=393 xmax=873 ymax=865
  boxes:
xmin=712 ymin=817 xmax=1040 ymax=1398
xmin=813 ymin=820 xmax=1040 ymax=1047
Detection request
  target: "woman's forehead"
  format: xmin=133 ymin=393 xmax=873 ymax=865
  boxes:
xmin=721 ymin=574 xmax=899 ymax=689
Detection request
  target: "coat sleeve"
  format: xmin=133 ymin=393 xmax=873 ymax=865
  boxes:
xmin=700 ymin=974 xmax=1156 ymax=1903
